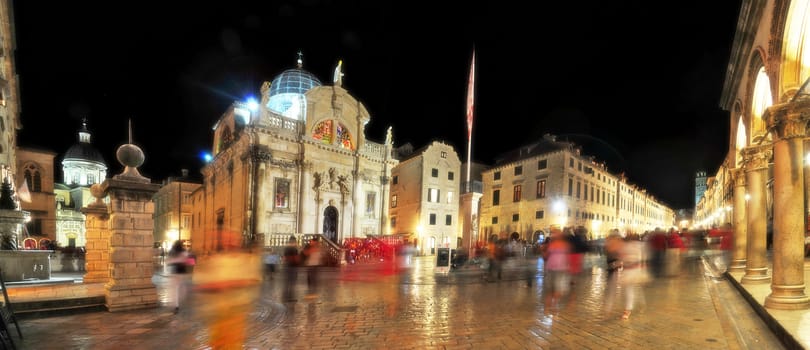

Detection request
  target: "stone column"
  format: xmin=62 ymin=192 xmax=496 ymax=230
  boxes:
xmin=81 ymin=186 xmax=110 ymax=284
xmin=763 ymin=100 xmax=810 ymax=310
xmin=460 ymin=192 xmax=482 ymax=256
xmin=730 ymin=168 xmax=747 ymax=272
xmin=741 ymin=144 xmax=771 ymax=284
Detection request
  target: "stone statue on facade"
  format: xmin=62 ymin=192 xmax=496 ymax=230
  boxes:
xmin=313 ymin=171 xmax=322 ymax=190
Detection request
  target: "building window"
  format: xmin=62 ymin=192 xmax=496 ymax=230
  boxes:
xmin=535 ymin=210 xmax=544 ymax=219
xmin=429 ymin=213 xmax=436 ymax=225
xmin=428 ymin=188 xmax=440 ymax=203
xmin=569 ymin=158 xmax=574 ymax=167
xmin=448 ymin=171 xmax=454 ymax=180
xmin=493 ymin=190 xmax=500 ymax=206
xmin=183 ymin=193 xmax=191 ymax=205
xmin=182 ymin=215 xmax=191 ymax=229
xmin=536 ymin=180 xmax=546 ymax=198
xmin=492 ymin=217 xmax=498 ymax=224
xmin=431 ymin=168 xmax=438 ymax=177
xmin=390 ymin=216 xmax=397 ymax=228
xmin=366 ymin=192 xmax=376 ymax=216
xmin=512 ymin=214 xmax=519 ymax=222
xmin=578 ymin=162 xmax=582 ymax=171
xmin=445 ymin=215 xmax=452 ymax=225
xmin=494 ymin=171 xmax=501 ymax=180
xmin=568 ymin=178 xmax=573 ymax=196
xmin=446 ymin=191 xmax=453 ymax=204
xmin=391 ymin=194 xmax=398 ymax=208
xmin=583 ymin=184 xmax=588 ymax=200
xmin=576 ymin=182 xmax=581 ymax=199
xmin=514 ymin=166 xmax=523 ymax=176
xmin=393 ymin=176 xmax=398 ymax=185
xmin=513 ymin=185 xmax=522 ymax=202
xmin=441 ymin=151 xmax=447 ymax=158
xmin=274 ymin=178 xmax=290 ymax=209
xmin=86 ymin=174 xmax=95 ymax=185
xmin=538 ymin=159 xmax=547 ymax=170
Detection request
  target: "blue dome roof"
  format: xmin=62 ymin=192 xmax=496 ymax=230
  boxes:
xmin=269 ymin=68 xmax=322 ymax=97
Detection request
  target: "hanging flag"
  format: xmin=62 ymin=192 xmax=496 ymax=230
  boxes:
xmin=466 ymin=50 xmax=475 ymax=141
xmin=17 ymin=178 xmax=31 ymax=203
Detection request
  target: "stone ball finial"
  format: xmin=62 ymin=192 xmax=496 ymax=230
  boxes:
xmin=116 ymin=144 xmax=145 ymax=168
xmin=89 ymin=183 xmax=106 ymax=207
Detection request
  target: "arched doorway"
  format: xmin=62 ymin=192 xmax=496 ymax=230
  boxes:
xmin=533 ymin=230 xmax=546 ymax=244
xmin=323 ymin=206 xmax=338 ymax=243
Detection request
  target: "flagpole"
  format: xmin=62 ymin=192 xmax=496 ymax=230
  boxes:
xmin=465 ymin=49 xmax=475 ymax=255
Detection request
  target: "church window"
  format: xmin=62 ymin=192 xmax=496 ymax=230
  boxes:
xmin=24 ymin=164 xmax=42 ymax=192
xmin=336 ymin=123 xmax=354 ymax=150
xmin=312 ymin=120 xmax=334 ymax=144
xmin=274 ymin=178 xmax=290 ymax=209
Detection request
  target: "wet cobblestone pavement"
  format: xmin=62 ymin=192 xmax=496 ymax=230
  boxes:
xmin=12 ymin=254 xmax=785 ymax=349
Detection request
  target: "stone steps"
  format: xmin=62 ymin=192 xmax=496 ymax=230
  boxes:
xmin=12 ymin=296 xmax=107 ymax=319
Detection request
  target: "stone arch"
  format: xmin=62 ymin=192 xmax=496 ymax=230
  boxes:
xmin=323 ymin=205 xmax=338 ymax=243
xmin=778 ymin=0 xmax=810 ymax=98
xmin=745 ymin=48 xmax=773 ymax=143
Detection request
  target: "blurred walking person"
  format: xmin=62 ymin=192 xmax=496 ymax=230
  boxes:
xmin=166 ymin=240 xmax=190 ymax=314
xmin=618 ymin=233 xmax=650 ymax=320
xmin=602 ymin=230 xmax=624 ymax=315
xmin=542 ymin=229 xmax=571 ymax=313
xmin=302 ymin=237 xmax=322 ymax=298
xmin=282 ymin=236 xmax=300 ymax=302
xmin=192 ymin=230 xmax=261 ymax=349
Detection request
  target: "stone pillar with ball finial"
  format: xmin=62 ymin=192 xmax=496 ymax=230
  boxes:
xmin=93 ymin=120 xmax=161 ymax=312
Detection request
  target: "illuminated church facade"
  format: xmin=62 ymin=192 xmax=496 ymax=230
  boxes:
xmin=191 ymin=55 xmax=398 ymax=253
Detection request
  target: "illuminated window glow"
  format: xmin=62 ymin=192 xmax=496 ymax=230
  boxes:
xmin=751 ymin=67 xmax=772 ymax=138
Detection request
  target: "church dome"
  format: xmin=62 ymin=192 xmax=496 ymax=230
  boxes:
xmin=268 ymin=68 xmax=322 ymax=97
xmin=266 ymin=68 xmax=322 ymax=121
xmin=64 ymin=142 xmax=105 ymax=164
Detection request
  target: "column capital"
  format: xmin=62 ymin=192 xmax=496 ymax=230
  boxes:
xmin=765 ymin=98 xmax=810 ymax=140
xmin=741 ymin=144 xmax=773 ymax=171
xmin=731 ymin=168 xmax=746 ymax=187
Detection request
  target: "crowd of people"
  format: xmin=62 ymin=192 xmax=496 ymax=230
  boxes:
xmin=156 ymin=224 xmax=735 ymax=348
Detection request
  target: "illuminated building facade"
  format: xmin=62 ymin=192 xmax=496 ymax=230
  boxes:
xmin=388 ymin=141 xmax=461 ymax=255
xmin=701 ymin=0 xmax=810 ymax=309
xmin=153 ymin=169 xmax=200 ymax=249
xmin=480 ymin=134 xmax=673 ymax=241
xmin=191 ymin=56 xmax=397 ymax=254
xmin=15 ymin=147 xmax=55 ymax=248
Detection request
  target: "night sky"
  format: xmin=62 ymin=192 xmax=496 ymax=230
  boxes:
xmin=11 ymin=1 xmax=740 ymax=209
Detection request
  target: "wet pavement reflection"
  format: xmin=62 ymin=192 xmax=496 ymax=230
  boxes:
xmin=15 ymin=253 xmax=785 ymax=349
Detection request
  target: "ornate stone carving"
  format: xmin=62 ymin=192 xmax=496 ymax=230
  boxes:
xmin=765 ymin=100 xmax=810 ymax=140
xmin=731 ymin=168 xmax=746 ymax=187
xmin=250 ymin=145 xmax=272 ymax=163
xmin=741 ymin=144 xmax=773 ymax=171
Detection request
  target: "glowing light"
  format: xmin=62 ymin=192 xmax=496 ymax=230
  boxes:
xmin=745 ymin=193 xmax=751 ymax=201
xmin=246 ymin=97 xmax=259 ymax=112
xmin=200 ymin=151 xmax=213 ymax=163
xmin=552 ymin=200 xmax=566 ymax=213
